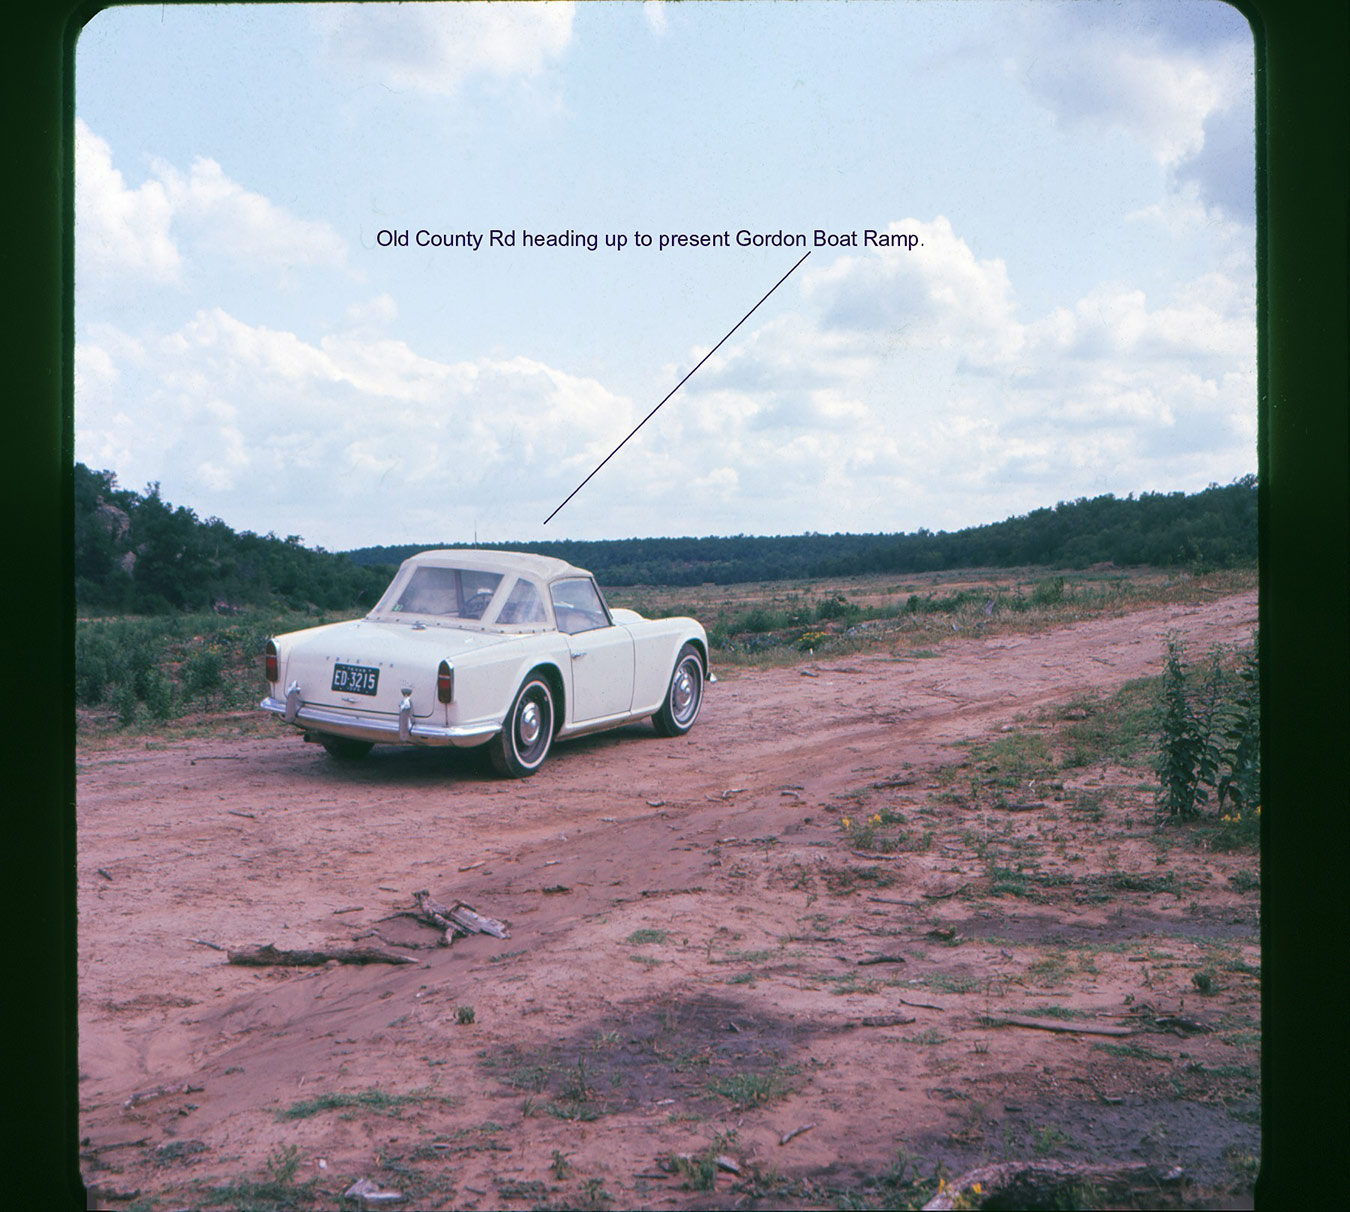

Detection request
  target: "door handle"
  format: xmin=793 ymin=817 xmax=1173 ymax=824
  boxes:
xmin=571 ymin=650 xmax=587 ymax=660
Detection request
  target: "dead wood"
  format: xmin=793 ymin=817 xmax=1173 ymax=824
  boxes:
xmin=1148 ymin=1014 xmax=1212 ymax=1035
xmin=779 ymin=1122 xmax=816 ymax=1145
xmin=122 ymin=1082 xmax=202 ymax=1110
xmin=410 ymin=890 xmax=511 ymax=940
xmin=857 ymin=953 xmax=908 ymax=966
xmin=411 ymin=890 xmax=458 ymax=945
xmin=921 ymin=1160 xmax=1184 ymax=1210
xmin=984 ymin=1014 xmax=1134 ymax=1037
xmin=895 ymin=996 xmax=946 ymax=1011
xmin=226 ymin=943 xmax=416 ymax=967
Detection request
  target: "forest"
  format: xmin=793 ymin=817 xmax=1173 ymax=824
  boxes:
xmin=349 ymin=477 xmax=1258 ymax=587
xmin=74 ymin=462 xmax=1256 ymax=612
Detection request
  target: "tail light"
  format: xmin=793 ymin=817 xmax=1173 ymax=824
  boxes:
xmin=264 ymin=639 xmax=279 ymax=684
xmin=437 ymin=660 xmax=454 ymax=704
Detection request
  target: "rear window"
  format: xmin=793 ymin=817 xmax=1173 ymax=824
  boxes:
xmin=390 ymin=567 xmax=503 ymax=619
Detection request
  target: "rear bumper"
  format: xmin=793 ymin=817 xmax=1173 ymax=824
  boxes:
xmin=260 ymin=694 xmax=501 ymax=748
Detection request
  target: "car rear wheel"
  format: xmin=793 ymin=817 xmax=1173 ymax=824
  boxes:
xmin=489 ymin=674 xmax=555 ymax=777
xmin=652 ymin=645 xmax=704 ymax=737
xmin=320 ymin=735 xmax=374 ymax=761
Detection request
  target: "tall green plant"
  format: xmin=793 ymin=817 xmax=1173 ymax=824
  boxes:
xmin=1156 ymin=637 xmax=1204 ymax=819
xmin=1215 ymin=640 xmax=1261 ymax=813
xmin=1155 ymin=636 xmax=1260 ymax=822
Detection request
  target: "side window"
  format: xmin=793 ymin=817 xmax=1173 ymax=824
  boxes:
xmin=497 ymin=577 xmax=548 ymax=625
xmin=549 ymin=578 xmax=611 ymax=635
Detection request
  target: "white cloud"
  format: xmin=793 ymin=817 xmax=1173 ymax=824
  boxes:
xmin=76 ymin=123 xmax=347 ymax=291
xmin=666 ymin=211 xmax=1254 ymax=534
xmin=316 ymin=1 xmax=574 ymax=97
xmin=1009 ymin=3 xmax=1254 ymax=220
xmin=804 ymin=218 xmax=1022 ymax=361
xmin=153 ymin=156 xmax=347 ymax=273
xmin=75 ymin=119 xmax=180 ymax=283
xmin=75 ymin=307 xmax=637 ymax=544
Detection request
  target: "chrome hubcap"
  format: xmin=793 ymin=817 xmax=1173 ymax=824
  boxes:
xmin=672 ymin=662 xmax=699 ymax=723
xmin=518 ymin=700 xmax=542 ymax=746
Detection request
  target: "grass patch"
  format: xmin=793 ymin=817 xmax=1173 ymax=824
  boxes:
xmin=708 ymin=1066 xmax=798 ymax=1109
xmin=200 ymin=1146 xmax=318 ymax=1211
xmin=277 ymin=1087 xmax=438 ymax=1120
xmin=821 ymin=864 xmax=898 ymax=895
xmin=626 ymin=928 xmax=669 ymax=945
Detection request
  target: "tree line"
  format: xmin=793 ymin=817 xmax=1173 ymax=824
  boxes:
xmin=74 ymin=464 xmax=391 ymax=613
xmin=349 ymin=477 xmax=1257 ymax=587
xmin=74 ymin=463 xmax=1256 ymax=612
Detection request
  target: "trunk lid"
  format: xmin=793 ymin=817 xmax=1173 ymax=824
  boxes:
xmin=280 ymin=619 xmax=510 ymax=718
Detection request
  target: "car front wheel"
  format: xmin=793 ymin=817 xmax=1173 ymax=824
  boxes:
xmin=489 ymin=674 xmax=555 ymax=777
xmin=653 ymin=645 xmax=704 ymax=737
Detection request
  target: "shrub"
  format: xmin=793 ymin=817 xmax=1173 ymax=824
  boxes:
xmin=1155 ymin=636 xmax=1259 ymax=825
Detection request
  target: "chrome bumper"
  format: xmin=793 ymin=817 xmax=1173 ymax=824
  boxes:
xmin=260 ymin=694 xmax=501 ymax=748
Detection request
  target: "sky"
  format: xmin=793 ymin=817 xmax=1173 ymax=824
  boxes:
xmin=74 ymin=0 xmax=1257 ymax=551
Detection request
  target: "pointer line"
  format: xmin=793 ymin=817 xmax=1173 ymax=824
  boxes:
xmin=544 ymin=249 xmax=813 ymax=525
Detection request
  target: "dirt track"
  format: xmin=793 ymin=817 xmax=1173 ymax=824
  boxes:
xmin=78 ymin=591 xmax=1260 ymax=1209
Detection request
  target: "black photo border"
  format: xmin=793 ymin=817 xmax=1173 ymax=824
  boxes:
xmin=6 ymin=1 xmax=1346 ymax=1207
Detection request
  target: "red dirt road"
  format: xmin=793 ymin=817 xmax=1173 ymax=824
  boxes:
xmin=78 ymin=591 xmax=1259 ymax=1209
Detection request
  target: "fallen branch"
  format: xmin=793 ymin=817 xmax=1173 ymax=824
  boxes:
xmin=411 ymin=891 xmax=511 ymax=940
xmin=1148 ymin=1014 xmax=1212 ymax=1036
xmin=779 ymin=1122 xmax=816 ymax=1145
xmin=857 ymin=954 xmax=908 ymax=966
xmin=227 ymin=943 xmax=416 ymax=967
xmin=123 ymin=1082 xmax=202 ymax=1110
xmin=983 ymin=1014 xmax=1134 ymax=1037
xmin=895 ymin=996 xmax=946 ymax=1011
xmin=922 ymin=1160 xmax=1183 ymax=1211
xmin=411 ymin=890 xmax=459 ymax=945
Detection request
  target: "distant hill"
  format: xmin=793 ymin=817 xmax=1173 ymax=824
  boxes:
xmin=345 ymin=477 xmax=1258 ymax=587
xmin=74 ymin=464 xmax=1256 ymax=611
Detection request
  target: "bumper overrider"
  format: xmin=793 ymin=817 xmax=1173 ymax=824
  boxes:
xmin=261 ymin=682 xmax=501 ymax=748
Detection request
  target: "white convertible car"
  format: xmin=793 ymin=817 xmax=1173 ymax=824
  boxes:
xmin=261 ymin=549 xmax=712 ymax=776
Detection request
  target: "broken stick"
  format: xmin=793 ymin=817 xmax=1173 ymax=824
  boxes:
xmin=226 ymin=943 xmax=416 ymax=967
xmin=984 ymin=1014 xmax=1134 ymax=1037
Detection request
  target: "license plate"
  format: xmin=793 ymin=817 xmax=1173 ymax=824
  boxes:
xmin=332 ymin=663 xmax=379 ymax=695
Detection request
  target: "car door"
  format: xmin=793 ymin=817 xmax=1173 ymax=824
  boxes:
xmin=550 ymin=577 xmax=634 ymax=722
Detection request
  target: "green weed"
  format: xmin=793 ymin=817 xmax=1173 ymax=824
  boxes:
xmin=708 ymin=1066 xmax=797 ymax=1109
xmin=277 ymin=1087 xmax=434 ymax=1120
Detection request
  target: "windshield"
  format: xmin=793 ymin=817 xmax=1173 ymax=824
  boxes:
xmin=387 ymin=567 xmax=503 ymax=619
